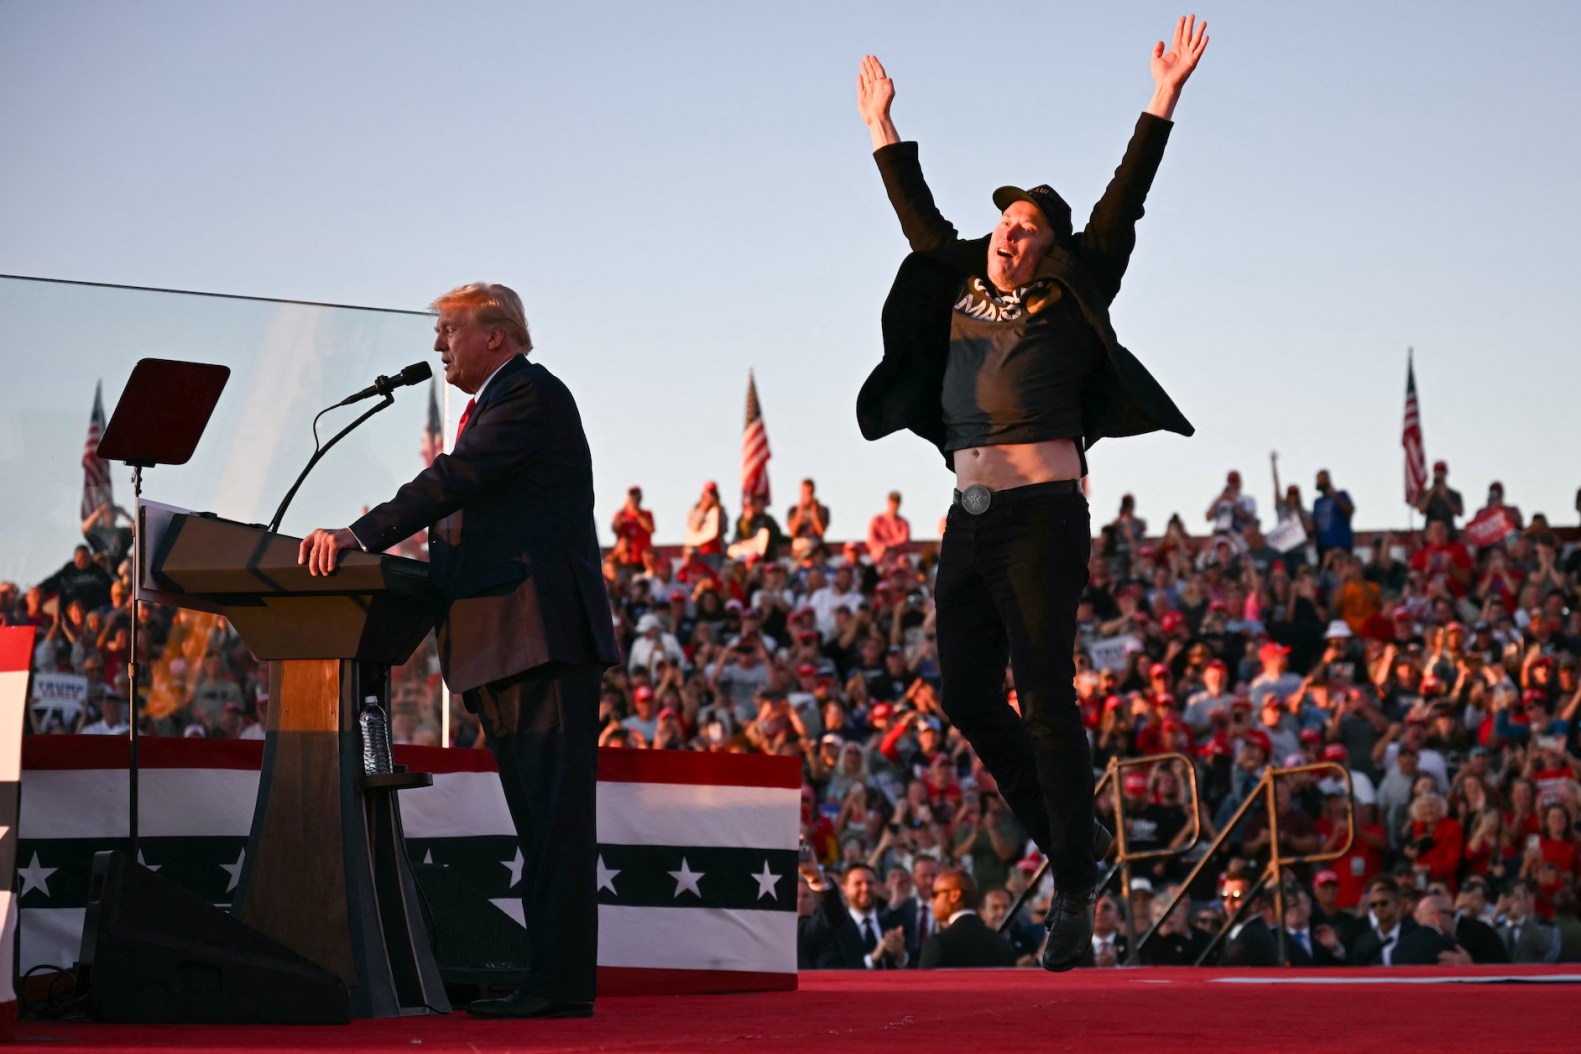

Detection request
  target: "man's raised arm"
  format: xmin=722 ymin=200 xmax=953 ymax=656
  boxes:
xmin=1144 ymin=14 xmax=1210 ymax=121
xmin=859 ymin=55 xmax=958 ymax=252
xmin=857 ymin=55 xmax=900 ymax=151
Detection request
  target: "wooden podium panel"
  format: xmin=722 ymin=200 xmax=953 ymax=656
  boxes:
xmin=145 ymin=513 xmax=448 ymax=1018
xmin=237 ymin=660 xmax=354 ymax=983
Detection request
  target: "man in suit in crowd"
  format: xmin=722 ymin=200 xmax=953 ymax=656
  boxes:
xmin=1139 ymin=883 xmax=1213 ymax=965
xmin=1220 ymin=869 xmax=1279 ymax=967
xmin=301 ymin=282 xmax=618 ymax=1018
xmin=890 ymin=856 xmax=944 ymax=966
xmin=1394 ymin=892 xmax=1473 ymax=966
xmin=1345 ymin=877 xmax=1418 ymax=966
xmin=1436 ymin=879 xmax=1507 ymax=964
xmin=1497 ymin=880 xmax=1561 ymax=964
xmin=1081 ymin=893 xmax=1132 ymax=967
xmin=1283 ymin=888 xmax=1345 ymax=966
xmin=918 ymin=869 xmax=1019 ymax=968
xmin=806 ymin=864 xmax=910 ymax=969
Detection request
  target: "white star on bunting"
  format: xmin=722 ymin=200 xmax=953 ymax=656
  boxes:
xmin=220 ymin=848 xmax=246 ymax=893
xmin=17 ymin=851 xmax=58 ymax=898
xmin=667 ymin=857 xmax=704 ymax=898
xmin=596 ymin=855 xmax=620 ymax=894
xmin=751 ymin=860 xmax=781 ymax=901
xmin=502 ymin=848 xmax=525 ymax=889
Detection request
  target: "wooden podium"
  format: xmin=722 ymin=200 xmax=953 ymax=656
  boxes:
xmin=147 ymin=511 xmax=450 ymax=1018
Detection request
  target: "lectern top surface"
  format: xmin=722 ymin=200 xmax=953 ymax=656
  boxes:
xmin=152 ymin=512 xmax=435 ymax=600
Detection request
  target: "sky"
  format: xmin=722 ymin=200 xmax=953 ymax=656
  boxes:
xmin=2 ymin=1 xmax=1579 ymax=584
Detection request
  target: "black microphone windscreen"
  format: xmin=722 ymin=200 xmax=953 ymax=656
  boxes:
xmin=400 ymin=362 xmax=433 ymax=384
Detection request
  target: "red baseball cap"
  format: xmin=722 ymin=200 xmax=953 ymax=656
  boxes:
xmin=870 ymin=703 xmax=894 ymax=724
xmin=1322 ymin=744 xmax=1349 ymax=763
xmin=1123 ymin=772 xmax=1149 ymax=794
xmin=1161 ymin=611 xmax=1186 ymax=633
xmin=1314 ymin=869 xmax=1340 ymax=886
xmin=1104 ymin=694 xmax=1125 ymax=711
xmin=1243 ymin=729 xmax=1273 ymax=755
xmin=1300 ymin=728 xmax=1322 ymax=744
xmin=1259 ymin=641 xmax=1292 ymax=664
xmin=796 ymin=663 xmax=816 ymax=677
xmin=634 ymin=686 xmax=655 ymax=701
xmin=1150 ymin=662 xmax=1170 ymax=679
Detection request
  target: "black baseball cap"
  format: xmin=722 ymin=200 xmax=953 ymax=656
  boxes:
xmin=992 ymin=184 xmax=1074 ymax=242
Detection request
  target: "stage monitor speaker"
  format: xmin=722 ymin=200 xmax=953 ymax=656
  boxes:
xmin=412 ymin=862 xmax=532 ymax=987
xmin=77 ymin=850 xmax=351 ymax=1024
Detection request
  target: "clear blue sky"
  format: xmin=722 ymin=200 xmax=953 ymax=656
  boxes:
xmin=2 ymin=2 xmax=1578 ymax=584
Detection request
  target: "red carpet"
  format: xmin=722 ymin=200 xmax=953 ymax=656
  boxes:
xmin=11 ymin=967 xmax=1577 ymax=1053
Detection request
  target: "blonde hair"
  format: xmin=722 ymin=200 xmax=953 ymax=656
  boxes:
xmin=431 ymin=282 xmax=532 ymax=351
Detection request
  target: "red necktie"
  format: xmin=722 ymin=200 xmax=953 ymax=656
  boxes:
xmin=454 ymin=397 xmax=476 ymax=445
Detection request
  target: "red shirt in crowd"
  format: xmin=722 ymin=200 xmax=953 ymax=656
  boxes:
xmin=1408 ymin=539 xmax=1473 ymax=597
xmin=611 ymin=504 xmax=655 ymax=566
xmin=1318 ymin=817 xmax=1385 ymax=910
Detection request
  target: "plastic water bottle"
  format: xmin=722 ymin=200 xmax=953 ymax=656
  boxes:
xmin=360 ymin=696 xmax=393 ymax=776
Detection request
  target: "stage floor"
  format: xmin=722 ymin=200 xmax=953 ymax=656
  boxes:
xmin=12 ymin=967 xmax=1578 ymax=1053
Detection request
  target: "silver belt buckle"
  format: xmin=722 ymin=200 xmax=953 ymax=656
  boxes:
xmin=961 ymin=484 xmax=992 ymax=515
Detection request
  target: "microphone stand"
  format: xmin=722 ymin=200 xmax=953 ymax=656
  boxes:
xmin=269 ymin=395 xmax=395 ymax=534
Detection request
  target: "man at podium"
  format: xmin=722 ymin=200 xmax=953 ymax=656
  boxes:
xmin=300 ymin=282 xmax=619 ymax=1019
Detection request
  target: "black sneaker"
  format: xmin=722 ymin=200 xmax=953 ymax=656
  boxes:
xmin=1040 ymin=890 xmax=1095 ymax=972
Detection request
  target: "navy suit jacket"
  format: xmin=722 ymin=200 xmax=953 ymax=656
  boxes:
xmin=807 ymin=888 xmax=907 ymax=969
xmin=918 ymin=913 xmax=1019 ymax=969
xmin=351 ymin=356 xmax=618 ymax=691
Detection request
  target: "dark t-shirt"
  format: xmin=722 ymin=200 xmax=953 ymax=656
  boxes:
xmin=941 ymin=277 xmax=1101 ymax=451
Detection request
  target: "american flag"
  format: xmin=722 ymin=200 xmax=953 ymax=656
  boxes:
xmin=420 ymin=378 xmax=443 ymax=468
xmin=1402 ymin=350 xmax=1427 ymax=506
xmin=740 ymin=371 xmax=771 ymax=507
xmin=81 ymin=380 xmax=114 ymax=520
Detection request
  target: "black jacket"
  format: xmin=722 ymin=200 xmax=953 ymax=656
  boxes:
xmin=351 ymin=356 xmax=619 ymax=691
xmin=856 ymin=114 xmax=1194 ymax=470
xmin=1392 ymin=924 xmax=1460 ymax=966
xmin=1140 ymin=927 xmax=1212 ymax=966
xmin=1347 ymin=918 xmax=1420 ymax=967
xmin=1283 ymin=929 xmax=1345 ymax=967
xmin=1223 ymin=917 xmax=1280 ymax=967
xmin=1455 ymin=914 xmax=1509 ymax=965
xmin=805 ymin=887 xmax=907 ymax=969
xmin=918 ymin=912 xmax=1020 ymax=969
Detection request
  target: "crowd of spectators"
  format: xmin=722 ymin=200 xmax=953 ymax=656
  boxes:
xmin=8 ymin=465 xmax=1581 ymax=969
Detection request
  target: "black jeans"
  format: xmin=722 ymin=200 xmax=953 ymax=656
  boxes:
xmin=934 ymin=483 xmax=1096 ymax=894
xmin=467 ymin=661 xmax=603 ymax=1002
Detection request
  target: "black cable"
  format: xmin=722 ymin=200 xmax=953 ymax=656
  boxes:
xmin=268 ymin=395 xmax=395 ymax=534
xmin=18 ymin=963 xmax=86 ymax=1020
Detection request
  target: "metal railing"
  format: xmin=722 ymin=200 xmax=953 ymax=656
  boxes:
xmin=1000 ymin=752 xmax=1203 ymax=964
xmin=1136 ymin=761 xmax=1355 ymax=966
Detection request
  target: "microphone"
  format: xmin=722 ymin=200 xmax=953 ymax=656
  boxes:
xmin=338 ymin=362 xmax=432 ymax=406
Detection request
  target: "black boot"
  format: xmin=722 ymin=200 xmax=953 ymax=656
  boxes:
xmin=1040 ymin=889 xmax=1095 ymax=972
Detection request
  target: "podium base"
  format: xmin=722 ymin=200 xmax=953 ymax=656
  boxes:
xmin=77 ymin=851 xmax=351 ymax=1024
